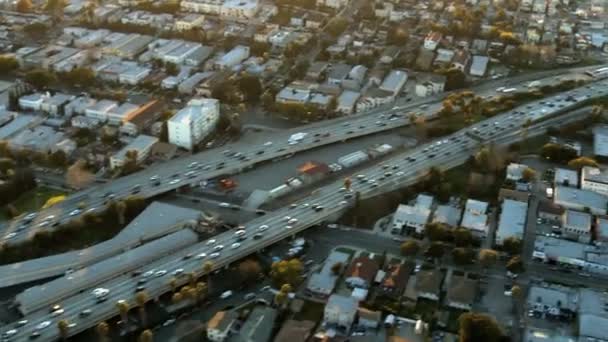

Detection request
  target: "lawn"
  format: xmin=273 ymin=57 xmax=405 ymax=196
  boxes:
xmin=0 ymin=186 xmax=66 ymax=221
xmin=294 ymin=300 xmax=324 ymax=322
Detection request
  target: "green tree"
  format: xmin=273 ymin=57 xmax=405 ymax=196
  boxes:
xmin=25 ymin=69 xmax=56 ymax=89
xmin=325 ymin=17 xmax=348 ymax=37
xmin=23 ymin=22 xmax=49 ymax=40
xmin=541 ymin=143 xmax=577 ymax=163
xmin=426 ymin=241 xmax=447 ymax=259
xmin=567 ymin=157 xmax=598 ymax=169
xmin=138 ymin=329 xmax=154 ymax=342
xmin=458 ymin=312 xmax=504 ymax=342
xmin=453 ymin=228 xmax=473 ymax=247
xmin=63 ymin=67 xmax=96 ymax=87
xmin=478 ymin=249 xmax=498 ymax=269
xmin=452 ymin=247 xmax=474 ymax=265
xmin=506 ymin=255 xmax=524 ymax=274
xmin=0 ymin=56 xmax=19 ymax=73
xmin=400 ymin=240 xmax=420 ymax=257
xmin=425 ymin=222 xmax=450 ymax=241
xmin=165 ymin=62 xmax=179 ymax=76
xmin=238 ymin=259 xmax=262 ymax=284
xmin=236 ymin=75 xmax=263 ymax=102
xmin=49 ymin=150 xmax=68 ymax=168
xmin=502 ymin=237 xmax=522 ymax=255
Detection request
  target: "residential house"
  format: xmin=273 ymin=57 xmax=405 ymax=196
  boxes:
xmin=378 ymin=262 xmax=412 ymax=299
xmin=433 ymin=48 xmax=455 ymax=66
xmin=593 ymin=125 xmax=608 ymax=157
xmin=174 ymin=13 xmax=205 ymax=31
xmin=414 ymin=270 xmax=443 ymax=301
xmin=414 ymin=74 xmax=446 ymax=97
xmin=469 ymin=55 xmax=489 ymax=77
xmin=423 ymin=31 xmax=442 ymax=50
xmin=327 ymin=63 xmax=352 ymax=86
xmin=324 ymin=294 xmax=358 ymax=333
xmin=336 ymin=90 xmax=361 ymax=115
xmin=390 ymin=194 xmax=434 ymax=234
xmin=538 ymin=200 xmax=565 ymax=222
xmin=581 ymin=166 xmax=608 ymax=196
xmin=306 ymin=251 xmax=351 ymax=298
xmin=305 ymin=61 xmax=329 ymax=81
xmin=215 ymin=45 xmax=250 ymax=70
xmin=460 ymin=199 xmax=489 ymax=238
xmin=356 ymin=308 xmax=381 ymax=330
xmin=451 ymin=49 xmax=471 ymax=72
xmin=344 ymin=256 xmax=379 ymax=289
xmin=445 ymin=275 xmax=477 ymax=310
xmin=432 ymin=203 xmax=462 ymax=227
xmin=273 ymin=320 xmax=316 ymax=342
xmin=495 ymin=199 xmax=528 ymax=245
xmin=506 ymin=163 xmax=528 ymax=181
xmin=563 ymin=209 xmax=592 ymax=243
xmin=207 ymin=310 xmax=238 ymax=342
xmin=109 ymin=134 xmax=158 ymax=169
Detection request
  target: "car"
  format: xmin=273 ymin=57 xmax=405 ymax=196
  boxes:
xmin=196 ymin=252 xmax=207 ymax=259
xmin=220 ymin=290 xmax=233 ymax=299
xmin=38 ymin=221 xmax=50 ymax=228
xmin=183 ymin=253 xmax=193 ymax=260
xmin=188 ymin=162 xmax=198 ymax=168
xmin=162 ymin=319 xmax=176 ymax=327
xmin=69 ymin=209 xmax=81 ymax=216
xmin=80 ymin=309 xmax=92 ymax=317
xmin=16 ymin=320 xmax=28 ymax=328
xmin=209 ymin=252 xmax=220 ymax=259
xmin=258 ymin=225 xmax=269 ymax=232
xmin=231 ymin=242 xmax=241 ymax=249
xmin=51 ymin=304 xmax=61 ymax=312
xmin=29 ymin=331 xmax=41 ymax=339
xmin=136 ymin=279 xmax=146 ymax=287
xmin=172 ymin=268 xmax=184 ymax=276
xmin=24 ymin=213 xmax=37 ymax=221
xmin=68 ymin=323 xmax=77 ymax=329
xmin=213 ymin=245 xmax=224 ymax=251
xmin=143 ymin=270 xmax=155 ymax=277
xmin=327 ymin=223 xmax=338 ymax=229
xmin=155 ymin=270 xmax=167 ymax=277
xmin=135 ymin=286 xmax=145 ymax=293
xmin=2 ymin=329 xmax=17 ymax=338
xmin=169 ymin=179 xmax=181 ymax=185
xmin=244 ymin=293 xmax=256 ymax=300
xmin=52 ymin=308 xmax=65 ymax=316
xmin=283 ymin=216 xmax=292 ymax=222
xmin=314 ymin=205 xmax=324 ymax=212
xmin=288 ymin=218 xmax=298 ymax=224
xmin=150 ymin=175 xmax=160 ymax=182
xmin=253 ymin=233 xmax=263 ymax=240
xmin=35 ymin=321 xmax=51 ymax=330
xmin=206 ymin=239 xmax=216 ymax=245
xmin=263 ymin=141 xmax=273 ymax=146
xmin=285 ymin=225 xmax=293 ymax=230
xmin=4 ymin=232 xmax=16 ymax=240
xmin=219 ymin=202 xmax=230 ymax=208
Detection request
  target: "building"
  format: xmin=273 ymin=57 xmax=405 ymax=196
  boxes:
xmin=596 ymin=216 xmax=608 ymax=243
xmin=593 ymin=125 xmax=608 ymax=157
xmin=495 ymin=199 xmax=528 ymax=245
xmin=215 ymin=45 xmax=250 ymax=69
xmin=469 ymin=55 xmax=489 ymax=77
xmin=181 ymin=0 xmax=259 ymax=18
xmin=581 ymin=166 xmax=608 ymax=196
xmin=344 ymin=256 xmax=379 ymax=289
xmin=451 ymin=49 xmax=471 ymax=71
xmin=327 ymin=63 xmax=352 ymax=86
xmin=554 ymin=186 xmax=608 ymax=215
xmin=579 ymin=288 xmax=608 ymax=341
xmin=414 ymin=270 xmax=443 ymax=300
xmin=175 ymin=13 xmax=205 ymax=31
xmin=168 ymin=98 xmax=220 ymax=150
xmin=65 ymin=96 xmax=96 ymax=117
xmin=563 ymin=209 xmax=592 ymax=243
xmin=415 ymin=74 xmax=446 ymax=97
xmin=554 ymin=168 xmax=579 ymax=187
xmin=119 ymin=101 xmax=163 ymax=136
xmin=306 ymin=250 xmax=351 ymax=298
xmin=324 ymin=294 xmax=358 ymax=333
xmin=106 ymin=103 xmax=141 ymax=126
xmin=9 ymin=125 xmax=66 ymax=153
xmin=506 ymin=163 xmax=528 ymax=181
xmin=538 ymin=200 xmax=565 ymax=222
xmin=84 ymin=100 xmax=118 ymax=122
xmin=316 ymin=0 xmax=348 ymax=9
xmin=379 ymin=69 xmax=407 ymax=96
xmin=445 ymin=275 xmax=477 ymax=310
xmin=207 ymin=311 xmax=238 ymax=342
xmin=423 ymin=31 xmax=442 ymax=50
xmin=390 ymin=194 xmax=434 ymax=234
xmin=432 ymin=204 xmax=462 ymax=227
xmin=356 ymin=308 xmax=381 ymax=330
xmin=526 ymin=284 xmax=578 ymax=317
xmin=273 ymin=320 xmax=316 ymax=342
xmin=336 ymin=90 xmax=361 ymax=114
xmin=378 ymin=262 xmax=412 ymax=299
xmin=533 ymin=236 xmax=608 ymax=273
xmin=109 ymin=134 xmax=158 ymax=169
xmin=232 ymin=306 xmax=277 ymax=342
xmin=460 ymin=199 xmax=489 ymax=238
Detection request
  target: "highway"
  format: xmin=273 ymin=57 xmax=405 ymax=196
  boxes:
xmin=0 ymin=65 xmax=603 ymax=246
xmin=2 ymin=79 xmax=607 ymax=341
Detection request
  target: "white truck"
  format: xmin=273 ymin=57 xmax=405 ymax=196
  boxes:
xmin=337 ymin=150 xmax=369 ymax=168
xmin=288 ymin=132 xmax=308 ymax=145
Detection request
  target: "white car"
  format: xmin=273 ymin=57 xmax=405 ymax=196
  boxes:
xmin=92 ymin=288 xmax=109 ymax=296
xmin=195 ymin=253 xmax=207 ymax=259
xmin=206 ymin=239 xmax=216 ymax=245
xmin=219 ymin=202 xmax=230 ymax=208
xmin=172 ymin=269 xmax=184 ymax=276
xmin=155 ymin=270 xmax=167 ymax=277
xmin=38 ymin=221 xmax=50 ymax=228
xmin=209 ymin=252 xmax=220 ymax=259
xmin=35 ymin=321 xmax=51 ymax=330
xmin=213 ymin=245 xmax=224 ymax=251
xmin=283 ymin=216 xmax=291 ymax=222
xmin=258 ymin=225 xmax=269 ymax=232
xmin=143 ymin=270 xmax=155 ymax=278
xmin=2 ymin=329 xmax=17 ymax=338
xmin=68 ymin=322 xmax=77 ymax=329
xmin=288 ymin=218 xmax=298 ymax=225
xmin=263 ymin=141 xmax=273 ymax=146
xmin=169 ymin=179 xmax=181 ymax=185
xmin=231 ymin=242 xmax=241 ymax=249
xmin=285 ymin=225 xmax=293 ymax=230
xmin=4 ymin=232 xmax=16 ymax=240
xmin=51 ymin=309 xmax=64 ymax=316
xmin=69 ymin=209 xmax=81 ymax=216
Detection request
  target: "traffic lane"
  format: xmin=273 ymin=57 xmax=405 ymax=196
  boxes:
xmin=231 ymin=131 xmax=417 ymax=193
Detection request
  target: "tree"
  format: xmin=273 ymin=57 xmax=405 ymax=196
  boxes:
xmin=57 ymin=319 xmax=69 ymax=340
xmin=479 ymin=249 xmax=498 ymax=269
xmin=522 ymin=167 xmax=536 ymax=181
xmin=330 ymin=262 xmax=343 ymax=275
xmin=25 ymin=69 xmax=56 ymax=89
xmin=426 ymin=241 xmax=447 ymax=259
xmin=502 ymin=237 xmax=522 ymax=255
xmin=169 ymin=277 xmax=178 ymax=293
xmin=270 ymin=259 xmax=303 ymax=287
xmin=115 ymin=200 xmax=127 ymax=225
xmin=16 ymin=0 xmax=33 ymax=12
xmin=506 ymin=255 xmax=525 ymax=274
xmin=195 ymin=281 xmax=208 ymax=305
xmin=452 ymin=247 xmax=474 ymax=265
xmin=95 ymin=322 xmax=110 ymax=342
xmin=541 ymin=143 xmax=577 ymax=163
xmin=511 ymin=285 xmax=523 ymax=302
xmin=237 ymin=75 xmax=263 ymax=102
xmin=171 ymin=292 xmax=182 ymax=304
xmin=63 ymin=67 xmax=96 ymax=87
xmin=0 ymin=56 xmax=19 ymax=73
xmin=325 ymin=17 xmax=348 ymax=37
xmin=135 ymin=291 xmax=149 ymax=326
xmin=458 ymin=312 xmax=504 ymax=342
xmin=203 ymin=261 xmax=214 ymax=292
xmin=400 ymin=240 xmax=420 ymax=257
xmin=453 ymin=228 xmax=473 ymax=247
xmin=116 ymin=301 xmax=129 ymax=323
xmin=274 ymin=290 xmax=287 ymax=307
xmin=426 ymin=222 xmax=450 ymax=241
xmin=49 ymin=150 xmax=68 ymax=168
xmin=23 ymin=22 xmax=49 ymax=40
xmin=165 ymin=62 xmax=179 ymax=76
xmin=238 ymin=259 xmax=262 ymax=284
xmin=138 ymin=329 xmax=154 ymax=342
xmin=567 ymin=157 xmax=598 ymax=169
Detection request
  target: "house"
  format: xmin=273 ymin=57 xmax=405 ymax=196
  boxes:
xmin=344 ymin=256 xmax=379 ymax=289
xmin=380 ymin=46 xmax=401 ymax=64
xmin=414 ymin=270 xmax=443 ymax=301
xmin=324 ymin=294 xmax=358 ymax=333
xmin=506 ymin=163 xmax=528 ymax=181
xmin=469 ymin=55 xmax=489 ymax=77
xmin=538 ymin=200 xmax=565 ymax=222
xmin=415 ymin=74 xmax=446 ymax=97
xmin=273 ymin=320 xmax=316 ymax=342
xmin=581 ymin=166 xmax=608 ymax=196
xmin=527 ymin=284 xmax=578 ymax=317
xmin=174 ymin=13 xmax=205 ymax=31
xmin=306 ymin=61 xmax=329 ymax=81
xmin=378 ymin=262 xmax=412 ymax=299
xmin=451 ymin=49 xmax=471 ymax=72
xmin=207 ymin=310 xmax=238 ymax=342
xmin=460 ymin=199 xmax=489 ymax=238
xmin=342 ymin=65 xmax=367 ymax=91
xmin=232 ymin=306 xmax=277 ymax=342
xmin=306 ymin=251 xmax=351 ymax=298
xmin=554 ymin=168 xmax=579 ymax=187
xmin=9 ymin=126 xmax=66 ymax=153
xmin=379 ymin=69 xmax=408 ymax=96
xmin=554 ymin=186 xmax=608 ymax=215
xmin=433 ymin=48 xmax=455 ymax=66
xmin=432 ymin=204 xmax=462 ymax=227
xmin=215 ymin=45 xmax=250 ymax=70
xmin=327 ymin=63 xmax=352 ymax=86
xmin=423 ymin=31 xmax=442 ymax=50
xmin=390 ymin=194 xmax=434 ymax=234
xmin=181 ymin=0 xmax=260 ymax=18
xmin=595 ymin=216 xmax=608 ymax=243
xmin=445 ymin=275 xmax=477 ymax=310
xmin=578 ymin=288 xmax=608 ymax=341
xmin=495 ymin=199 xmax=528 ymax=245
xmin=563 ymin=209 xmax=592 ymax=243
xmin=109 ymin=134 xmax=158 ymax=169
xmin=316 ymin=0 xmax=348 ymax=9
xmin=336 ymin=90 xmax=361 ymax=115
xmin=593 ymin=125 xmax=608 ymax=157
xmin=275 ymin=82 xmax=315 ymax=105
xmin=356 ymin=308 xmax=381 ymax=330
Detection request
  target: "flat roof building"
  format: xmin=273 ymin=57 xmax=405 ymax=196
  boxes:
xmin=554 ymin=168 xmax=579 ymax=187
xmin=460 ymin=199 xmax=489 ymax=238
xmin=554 ymin=185 xmax=608 ymax=215
xmin=593 ymin=125 xmax=608 ymax=157
xmin=495 ymin=199 xmax=528 ymax=245
xmin=168 ymin=98 xmax=220 ymax=150
xmin=306 ymin=250 xmax=350 ymax=298
xmin=432 ymin=204 xmax=462 ymax=227
xmin=581 ymin=166 xmax=608 ymax=196
xmin=469 ymin=55 xmax=489 ymax=77
xmin=379 ymin=69 xmax=408 ymax=96
xmin=110 ymin=134 xmax=158 ymax=169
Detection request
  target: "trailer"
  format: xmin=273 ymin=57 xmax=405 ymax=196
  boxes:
xmin=337 ymin=150 xmax=370 ymax=168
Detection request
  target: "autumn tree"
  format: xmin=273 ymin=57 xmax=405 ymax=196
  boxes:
xmin=25 ymin=69 xmax=56 ymax=89
xmin=426 ymin=241 xmax=447 ymax=260
xmin=506 ymin=255 xmax=525 ymax=274
xmin=331 ymin=262 xmax=343 ymax=275
xmin=0 ymin=56 xmax=19 ymax=73
xmin=567 ymin=157 xmax=598 ymax=169
xmin=458 ymin=312 xmax=504 ymax=342
xmin=522 ymin=167 xmax=536 ymax=181
xmin=452 ymin=247 xmax=474 ymax=265
xmin=400 ymin=240 xmax=420 ymax=257
xmin=16 ymin=0 xmax=33 ymax=12
xmin=238 ymin=259 xmax=262 ymax=284
xmin=95 ymin=322 xmax=110 ymax=342
xmin=270 ymin=258 xmax=302 ymax=287
xmin=502 ymin=237 xmax=522 ymax=255
xmin=138 ymin=329 xmax=154 ymax=342
xmin=479 ymin=249 xmax=498 ymax=269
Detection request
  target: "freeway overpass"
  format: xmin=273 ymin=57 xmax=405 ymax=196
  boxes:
xmin=3 ymin=79 xmax=607 ymax=341
xmin=1 ymin=65 xmax=602 ymax=246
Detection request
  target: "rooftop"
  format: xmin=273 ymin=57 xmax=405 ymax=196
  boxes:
xmin=496 ymin=199 xmax=528 ymax=243
xmin=307 ymin=250 xmax=350 ymax=295
xmin=564 ymin=209 xmax=592 ymax=229
xmin=231 ymin=306 xmax=277 ymax=342
xmin=446 ymin=275 xmax=477 ymax=306
xmin=554 ymin=168 xmax=579 ymax=187
xmin=415 ymin=270 xmax=442 ymax=296
xmin=273 ymin=320 xmax=315 ymax=342
xmin=208 ymin=310 xmax=238 ymax=331
xmin=432 ymin=204 xmax=462 ymax=227
xmin=554 ymin=186 xmax=608 ymax=213
xmin=582 ymin=166 xmax=608 ymax=185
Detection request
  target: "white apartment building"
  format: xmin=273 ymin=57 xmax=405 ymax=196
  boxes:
xmin=181 ymin=0 xmax=259 ymax=18
xmin=168 ymin=98 xmax=220 ymax=150
xmin=581 ymin=166 xmax=608 ymax=196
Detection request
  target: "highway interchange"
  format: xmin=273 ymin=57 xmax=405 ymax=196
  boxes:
xmin=1 ymin=65 xmax=603 ymax=246
xmin=2 ymin=73 xmax=607 ymax=340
